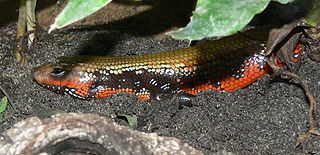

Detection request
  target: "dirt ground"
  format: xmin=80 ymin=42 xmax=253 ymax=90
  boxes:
xmin=0 ymin=1 xmax=320 ymax=154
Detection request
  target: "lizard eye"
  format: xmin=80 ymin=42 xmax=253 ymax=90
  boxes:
xmin=51 ymin=67 xmax=65 ymax=76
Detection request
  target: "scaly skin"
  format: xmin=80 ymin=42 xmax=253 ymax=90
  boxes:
xmin=32 ymin=27 xmax=272 ymax=100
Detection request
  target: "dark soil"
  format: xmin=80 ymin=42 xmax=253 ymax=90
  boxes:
xmin=0 ymin=1 xmax=320 ymax=154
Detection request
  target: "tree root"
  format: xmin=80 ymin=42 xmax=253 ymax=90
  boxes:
xmin=267 ymin=59 xmax=318 ymax=155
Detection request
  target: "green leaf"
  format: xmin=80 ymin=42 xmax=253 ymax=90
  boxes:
xmin=170 ymin=0 xmax=271 ymax=40
xmin=275 ymin=0 xmax=294 ymax=4
xmin=0 ymin=96 xmax=8 ymax=113
xmin=118 ymin=114 xmax=138 ymax=129
xmin=305 ymin=0 xmax=320 ymax=26
xmin=49 ymin=0 xmax=112 ymax=33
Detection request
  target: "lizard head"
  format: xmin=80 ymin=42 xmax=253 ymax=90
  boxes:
xmin=32 ymin=63 xmax=93 ymax=99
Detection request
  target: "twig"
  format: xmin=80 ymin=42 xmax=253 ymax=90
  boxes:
xmin=267 ymin=58 xmax=318 ymax=154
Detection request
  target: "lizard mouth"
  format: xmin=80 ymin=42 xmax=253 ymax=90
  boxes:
xmin=36 ymin=82 xmax=67 ymax=95
xmin=35 ymin=82 xmax=88 ymax=100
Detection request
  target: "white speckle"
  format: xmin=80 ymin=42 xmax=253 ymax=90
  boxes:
xmin=149 ymin=79 xmax=158 ymax=86
xmin=79 ymin=72 xmax=92 ymax=83
xmin=135 ymin=81 xmax=141 ymax=87
xmin=135 ymin=70 xmax=143 ymax=75
xmin=97 ymin=86 xmax=104 ymax=91
xmin=156 ymin=95 xmax=161 ymax=100
xmin=160 ymin=83 xmax=170 ymax=90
